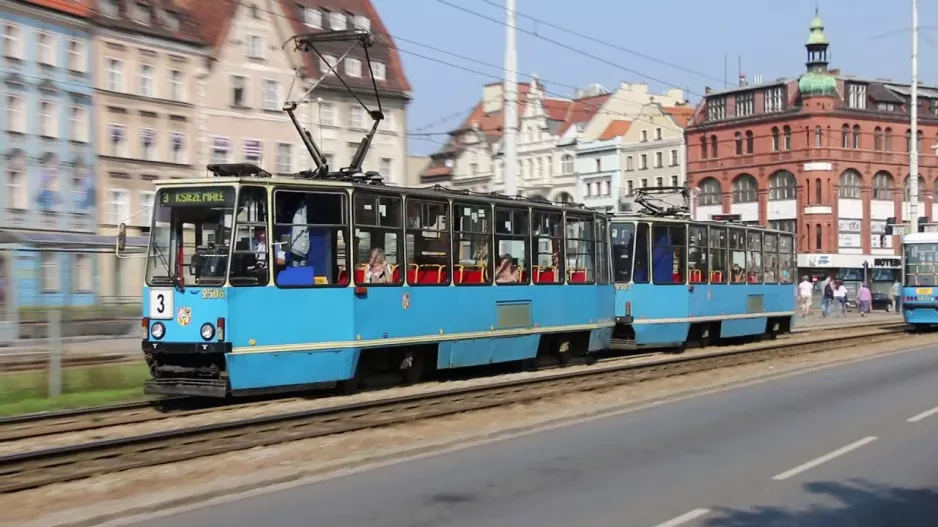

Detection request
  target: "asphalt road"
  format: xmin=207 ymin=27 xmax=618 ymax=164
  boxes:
xmin=125 ymin=345 xmax=938 ymax=527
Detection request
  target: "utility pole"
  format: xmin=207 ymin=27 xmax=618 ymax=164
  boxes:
xmin=909 ymin=0 xmax=919 ymax=233
xmin=503 ymin=0 xmax=518 ymax=197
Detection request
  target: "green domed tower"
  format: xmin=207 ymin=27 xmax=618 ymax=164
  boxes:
xmin=798 ymin=10 xmax=837 ymax=97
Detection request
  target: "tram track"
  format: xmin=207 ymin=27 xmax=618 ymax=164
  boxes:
xmin=0 ymin=324 xmax=916 ymax=494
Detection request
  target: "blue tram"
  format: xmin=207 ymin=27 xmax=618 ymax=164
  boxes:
xmin=119 ymin=168 xmax=615 ymax=397
xmin=610 ymin=212 xmax=796 ymax=350
xmin=900 ymin=232 xmax=938 ymax=326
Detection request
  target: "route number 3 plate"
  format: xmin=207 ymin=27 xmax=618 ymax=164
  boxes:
xmin=149 ymin=289 xmax=174 ymax=320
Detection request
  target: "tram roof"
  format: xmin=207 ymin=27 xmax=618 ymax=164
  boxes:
xmin=902 ymin=232 xmax=938 ymax=244
xmin=609 ymin=214 xmax=790 ymax=234
xmin=155 ymin=167 xmax=609 ymax=215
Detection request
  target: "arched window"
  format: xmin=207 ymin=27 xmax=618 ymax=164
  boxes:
xmin=905 ymin=175 xmax=926 ymax=201
xmin=852 ymin=125 xmax=861 ymax=149
xmin=561 ymin=154 xmax=574 ymax=174
xmin=769 ymin=170 xmax=796 ymax=201
xmin=732 ymin=174 xmax=757 ymax=203
xmin=745 ymin=130 xmax=754 ymax=154
xmin=783 ymin=126 xmax=792 ymax=150
xmin=872 ymin=171 xmax=894 ymax=200
xmin=815 ymin=126 xmax=822 ymax=147
xmin=815 ymin=224 xmax=822 ymax=250
xmin=874 ymin=127 xmax=883 ymax=151
xmin=839 ymin=169 xmax=862 ymax=199
xmin=700 ymin=137 xmax=707 ymax=159
xmin=841 ymin=124 xmax=850 ymax=148
xmin=815 ymin=178 xmax=822 ymax=203
xmin=771 ymin=127 xmax=780 ymax=151
xmin=735 ymin=132 xmax=743 ymax=156
xmin=710 ymin=135 xmax=718 ymax=158
xmin=698 ymin=177 xmax=722 ymax=206
xmin=885 ymin=127 xmax=893 ymax=150
xmin=917 ymin=130 xmax=924 ymax=152
xmin=906 ymin=129 xmax=913 ymax=153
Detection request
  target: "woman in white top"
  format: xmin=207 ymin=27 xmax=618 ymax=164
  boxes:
xmin=797 ymin=276 xmax=813 ymax=318
xmin=365 ymin=248 xmax=393 ymax=284
xmin=833 ymin=280 xmax=849 ymax=316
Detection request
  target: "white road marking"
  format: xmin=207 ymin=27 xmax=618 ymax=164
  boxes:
xmin=907 ymin=406 xmax=938 ymax=423
xmin=653 ymin=508 xmax=711 ymax=527
xmin=771 ymin=436 xmax=878 ymax=481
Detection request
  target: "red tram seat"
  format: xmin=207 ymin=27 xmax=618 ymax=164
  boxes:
xmin=353 ymin=264 xmax=366 ymax=284
xmin=417 ymin=264 xmax=446 ymax=284
xmin=536 ymin=266 xmax=557 ymax=284
xmin=569 ymin=268 xmax=587 ymax=283
xmin=710 ymin=270 xmax=723 ymax=283
xmin=519 ymin=268 xmax=528 ymax=283
xmin=407 ymin=263 xmax=419 ymax=284
xmin=690 ymin=269 xmax=703 ymax=284
xmin=338 ymin=268 xmax=349 ymax=285
xmin=456 ymin=265 xmax=484 ymax=284
xmin=672 ymin=272 xmax=683 ymax=283
xmin=391 ymin=265 xmax=401 ymax=283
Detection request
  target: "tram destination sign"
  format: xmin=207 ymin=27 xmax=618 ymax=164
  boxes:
xmin=159 ymin=187 xmax=234 ymax=207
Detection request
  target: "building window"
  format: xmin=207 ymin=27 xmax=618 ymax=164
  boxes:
xmin=305 ymin=7 xmax=322 ymax=27
xmin=354 ymin=14 xmax=371 ymax=30
xmin=735 ymin=132 xmax=743 ymax=155
xmin=745 ymin=130 xmax=754 ymax=154
xmin=815 ymin=126 xmax=822 ymax=147
xmin=707 ymin=97 xmax=725 ymax=120
xmin=769 ymin=219 xmax=796 ymax=233
xmin=872 ymin=171 xmax=894 ymax=200
xmin=771 ymin=127 xmax=779 ymax=151
xmin=132 ymin=1 xmax=150 ymax=24
xmin=699 ymin=177 xmax=721 ymax=206
xmin=783 ymin=126 xmax=792 ymax=150
xmin=626 ymin=156 xmax=634 ymax=170
xmin=768 ymin=170 xmax=796 ymax=201
xmin=139 ymin=190 xmax=155 ymax=226
xmin=732 ymin=174 xmax=757 ymax=203
xmin=815 ymin=178 xmax=822 ymax=204
xmin=276 ymin=143 xmax=293 ymax=174
xmin=764 ymin=87 xmax=784 ymax=113
xmin=5 ymin=155 xmax=26 ymax=209
xmin=853 ymin=125 xmax=861 ymax=149
xmin=348 ymin=106 xmax=364 ymax=129
xmin=170 ymin=132 xmax=185 ymax=164
xmin=655 ymin=151 xmax=663 ymax=168
xmin=884 ymin=127 xmax=893 ymax=150
xmin=2 ymin=23 xmax=22 ymax=59
xmin=38 ymin=100 xmax=55 ymax=137
xmin=329 ymin=11 xmax=347 ymax=30
xmin=878 ymin=102 xmax=896 ymax=112
xmin=736 ymin=92 xmax=754 ymax=117
xmin=594 ymin=158 xmax=601 ymax=173
xmin=841 ymin=125 xmax=850 ymax=148
xmin=169 ymin=70 xmax=183 ymax=101
xmin=164 ymin=11 xmax=180 ymax=30
xmin=671 ymin=175 xmax=679 ymax=187
xmin=380 ymin=157 xmax=393 ymax=180
xmin=320 ymin=55 xmax=336 ymax=74
xmin=109 ymin=125 xmax=126 ymax=156
xmin=371 ymin=61 xmax=386 ymax=80
xmin=246 ymin=35 xmax=263 ymax=59
xmin=210 ymin=137 xmax=229 ymax=165
xmin=710 ymin=135 xmax=718 ymax=157
xmin=243 ymin=139 xmax=262 ymax=164
xmin=231 ymin=75 xmax=247 ymax=106
xmin=669 ymin=149 xmax=678 ymax=166
xmin=905 ymin=176 xmax=926 ymax=201
xmin=107 ymin=58 xmax=123 ymax=91
xmin=562 ymin=154 xmax=574 ymax=173
xmin=40 ymin=253 xmax=58 ymax=292
xmin=839 ymin=170 xmax=862 ymax=199
xmin=263 ymin=80 xmax=279 ymax=110
xmin=626 ymin=180 xmax=634 ymax=194
xmin=67 ymin=39 xmax=84 ymax=72
xmin=139 ymin=64 xmax=154 ymax=97
xmin=37 ymin=31 xmax=54 ymax=66
xmin=699 ymin=137 xmax=707 ymax=159
xmin=654 ymin=127 xmax=662 ymax=140
xmin=640 ymin=130 xmax=648 ymax=142
xmin=641 ymin=178 xmax=648 ymax=188
xmin=5 ymin=94 xmax=24 ymax=133
xmin=917 ymin=130 xmax=924 ymax=152
xmin=320 ymin=102 xmax=335 ymax=126
xmin=140 ymin=128 xmax=156 ymax=161
xmin=656 ymin=176 xmax=663 ymax=188
xmin=815 ymin=224 xmax=822 ymax=250
xmin=345 ymin=58 xmax=362 ymax=77
xmin=107 ymin=188 xmax=130 ymax=224
xmin=639 ymin=154 xmax=647 ymax=170
xmin=847 ymin=83 xmax=867 ymax=110
xmin=69 ymin=106 xmax=87 ymax=142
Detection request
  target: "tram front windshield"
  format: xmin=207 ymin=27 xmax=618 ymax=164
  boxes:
xmin=904 ymin=242 xmax=938 ymax=287
xmin=146 ymin=186 xmax=235 ymax=287
xmin=611 ymin=222 xmax=635 ymax=282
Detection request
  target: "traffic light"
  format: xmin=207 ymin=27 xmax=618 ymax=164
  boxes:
xmin=885 ymin=217 xmax=895 ymax=235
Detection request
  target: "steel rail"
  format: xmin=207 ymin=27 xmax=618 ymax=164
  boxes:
xmin=0 ymin=326 xmax=913 ymax=494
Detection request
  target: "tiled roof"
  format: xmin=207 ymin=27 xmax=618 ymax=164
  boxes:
xmin=599 ymin=120 xmax=631 ymax=140
xmin=662 ymin=105 xmax=694 ymax=127
xmin=184 ymin=0 xmax=236 ymax=49
xmin=92 ymin=0 xmax=203 ymax=45
xmin=18 ymin=0 xmax=92 ymax=18
xmin=280 ymin=0 xmax=411 ymax=96
xmin=556 ymin=93 xmax=611 ymax=135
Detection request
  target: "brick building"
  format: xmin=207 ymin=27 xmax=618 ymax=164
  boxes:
xmin=685 ymin=11 xmax=938 ymax=290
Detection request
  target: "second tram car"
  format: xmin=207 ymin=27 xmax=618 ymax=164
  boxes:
xmin=900 ymin=232 xmax=938 ymax=326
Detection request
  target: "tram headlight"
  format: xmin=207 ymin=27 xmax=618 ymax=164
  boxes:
xmin=151 ymin=322 xmax=165 ymax=340
xmin=200 ymin=323 xmax=215 ymax=341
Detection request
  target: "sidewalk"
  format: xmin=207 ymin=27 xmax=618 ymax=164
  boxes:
xmin=791 ymin=310 xmax=901 ymax=332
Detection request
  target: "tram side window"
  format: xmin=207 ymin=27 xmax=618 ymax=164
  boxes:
xmin=353 ymin=193 xmax=403 ymax=285
xmin=779 ymin=234 xmax=795 ymax=283
xmin=565 ymin=214 xmax=595 ymax=284
xmin=709 ymin=227 xmax=727 ymax=284
xmin=729 ymin=229 xmax=746 ymax=283
xmin=453 ymin=201 xmax=493 ymax=285
xmin=533 ymin=210 xmax=564 ymax=284
xmin=273 ymin=190 xmax=349 ymax=287
xmin=747 ymin=231 xmax=763 ymax=283
xmin=611 ymin=222 xmax=635 ymax=283
xmin=494 ymin=207 xmax=529 ymax=284
xmin=763 ymin=233 xmax=778 ymax=283
xmin=652 ymin=223 xmax=686 ymax=284
xmin=405 ymin=199 xmax=450 ymax=285
xmin=688 ymin=225 xmax=708 ymax=284
xmin=596 ymin=217 xmax=610 ymax=284
xmin=230 ymin=186 xmax=270 ymax=286
xmin=634 ymin=222 xmax=650 ymax=283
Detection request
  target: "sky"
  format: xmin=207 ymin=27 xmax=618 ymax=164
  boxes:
xmin=371 ymin=0 xmax=938 ymax=156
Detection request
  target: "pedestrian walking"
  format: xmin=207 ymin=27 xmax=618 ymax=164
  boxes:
xmin=892 ymin=279 xmax=902 ymax=314
xmin=834 ymin=280 xmax=849 ymax=316
xmin=798 ymin=275 xmax=813 ymax=317
xmin=857 ymin=282 xmax=872 ymax=316
xmin=820 ymin=274 xmax=834 ymax=318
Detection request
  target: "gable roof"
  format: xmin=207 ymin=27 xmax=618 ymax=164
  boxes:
xmin=183 ymin=0 xmax=236 ymax=50
xmin=599 ymin=120 xmax=631 ymax=140
xmin=556 ymin=93 xmax=611 ymax=135
xmin=92 ymin=0 xmax=203 ymax=45
xmin=662 ymin=105 xmax=694 ymax=127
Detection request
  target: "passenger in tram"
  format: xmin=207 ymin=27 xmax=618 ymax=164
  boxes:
xmin=494 ymin=254 xmax=520 ymax=283
xmin=731 ymin=264 xmax=746 ymax=283
xmin=365 ymin=248 xmax=393 ymax=284
xmin=251 ymin=227 xmax=268 ymax=269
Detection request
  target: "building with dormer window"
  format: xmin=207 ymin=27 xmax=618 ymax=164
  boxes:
xmin=686 ymin=10 xmax=938 ymax=290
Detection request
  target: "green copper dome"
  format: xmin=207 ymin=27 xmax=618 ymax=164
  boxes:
xmin=799 ymin=71 xmax=837 ymax=96
xmin=807 ymin=12 xmax=828 ymax=45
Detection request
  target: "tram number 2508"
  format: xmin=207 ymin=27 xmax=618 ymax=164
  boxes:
xmin=202 ymin=289 xmax=226 ymax=300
